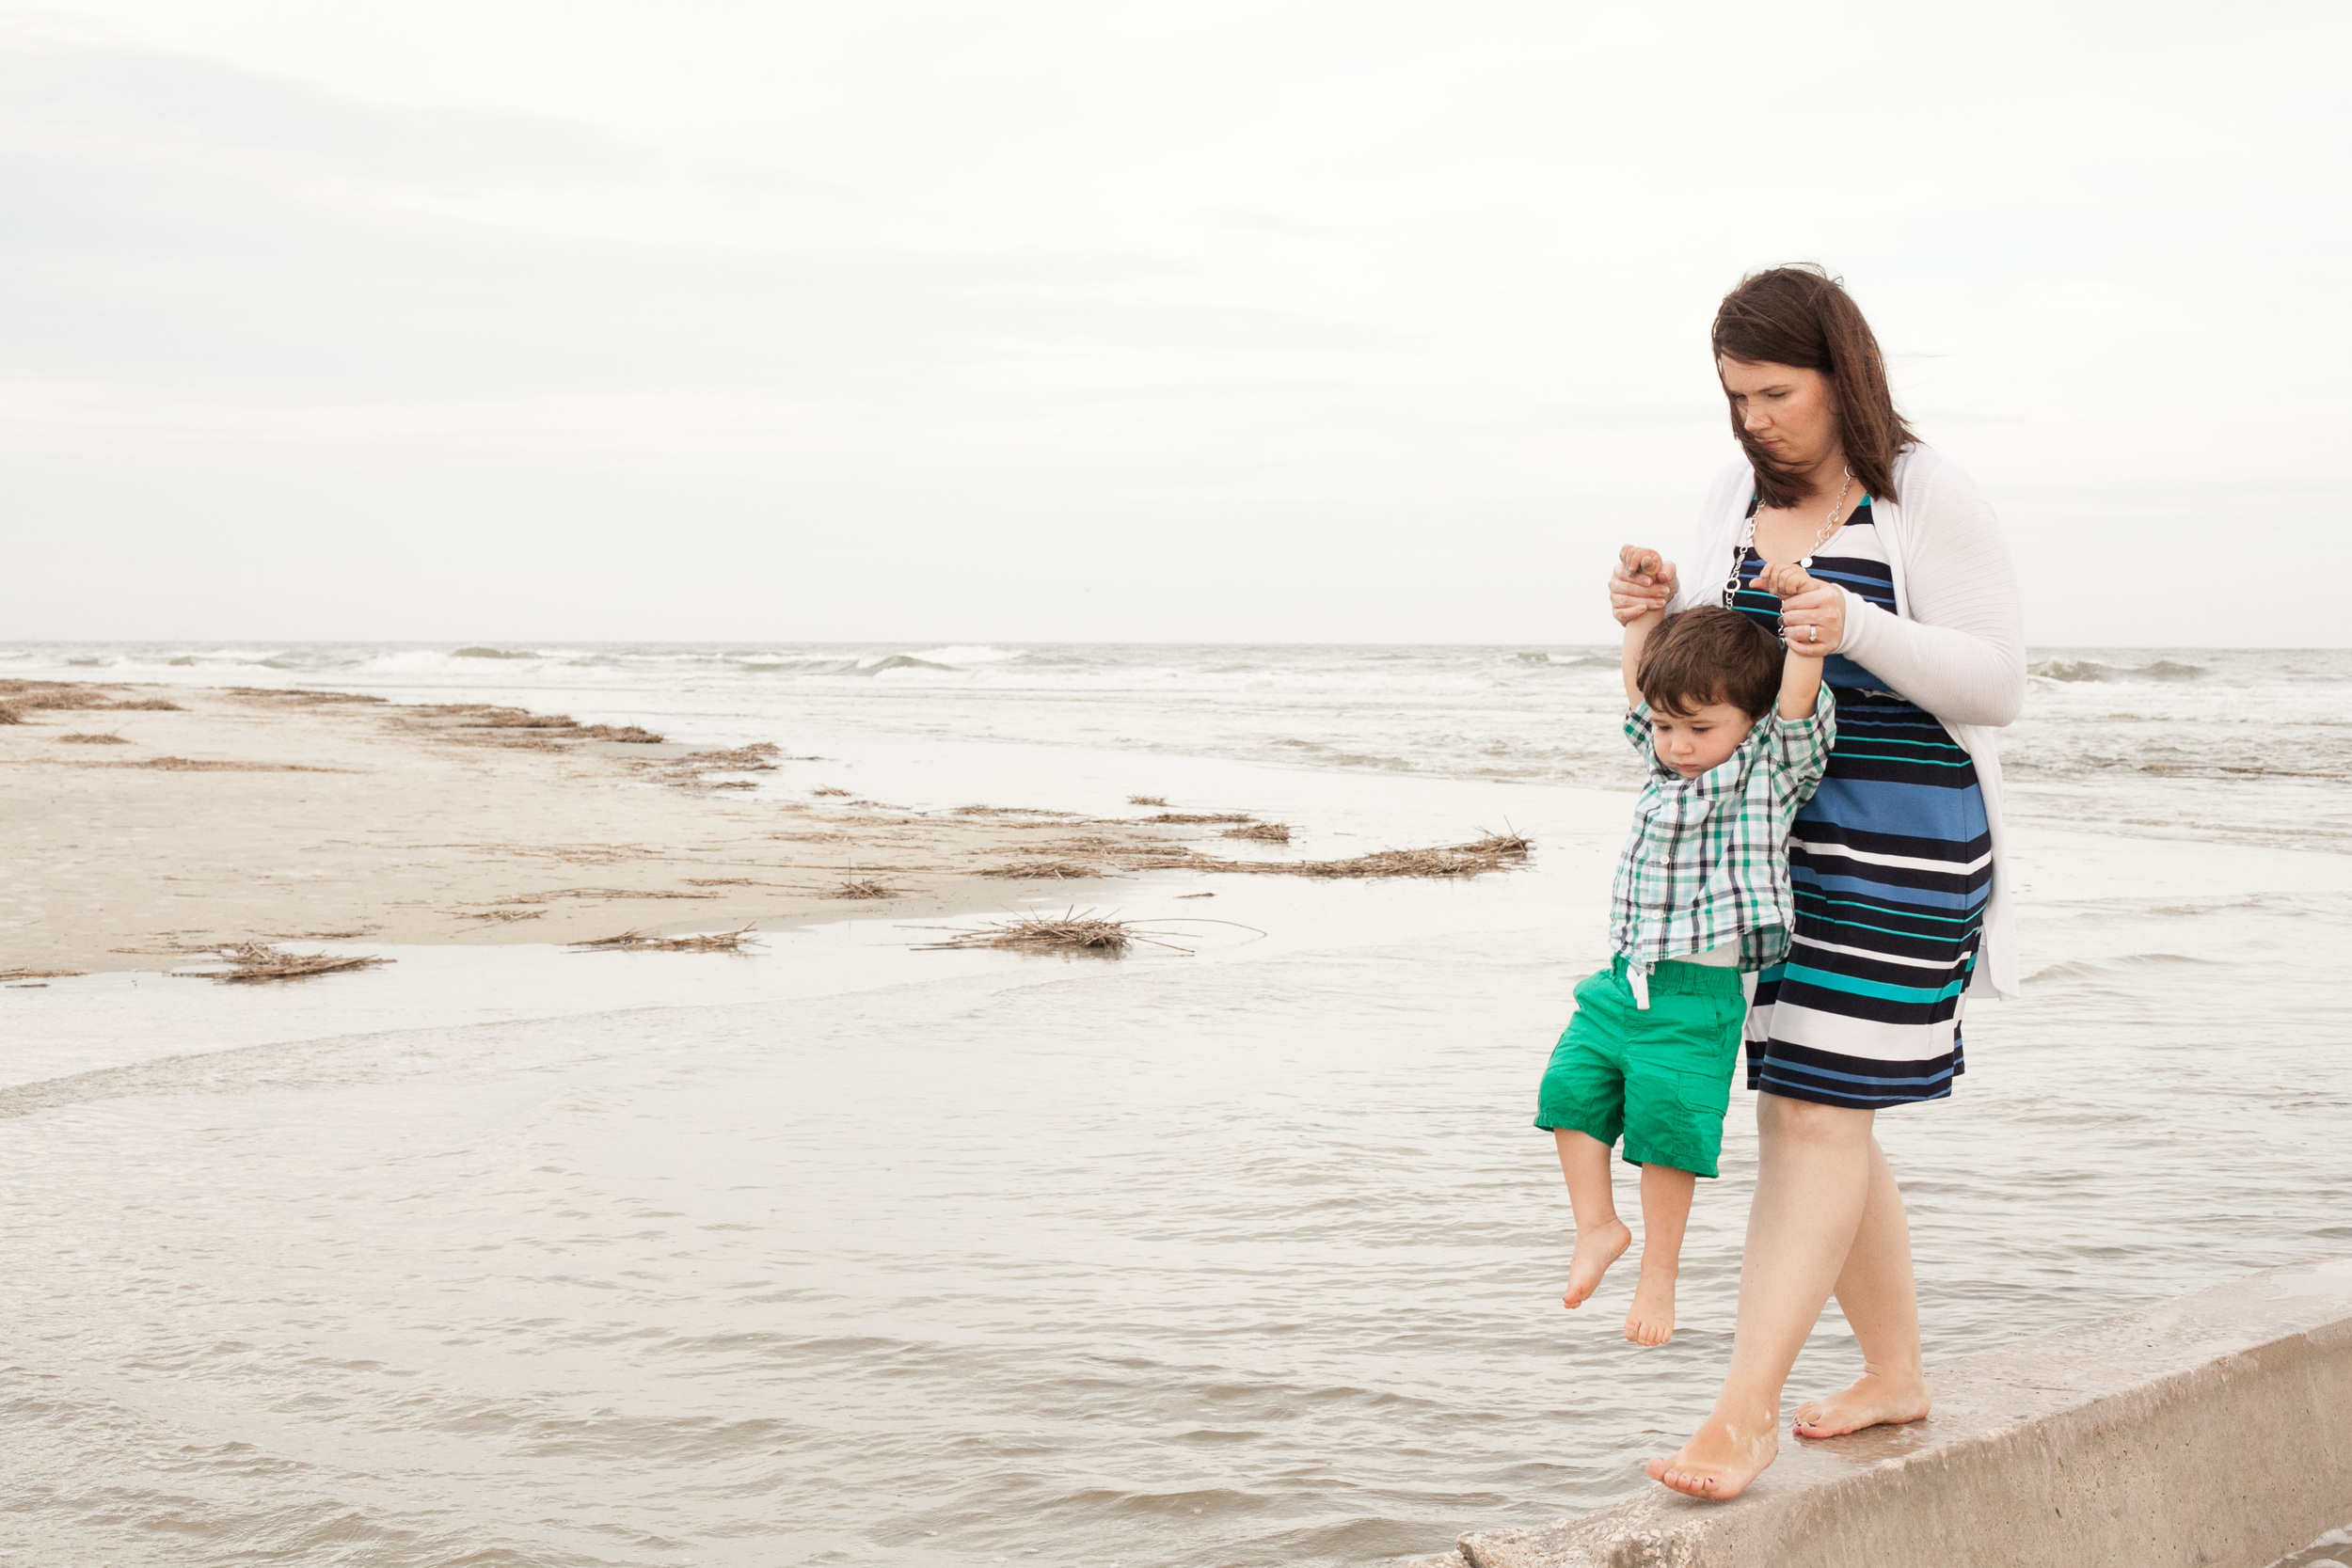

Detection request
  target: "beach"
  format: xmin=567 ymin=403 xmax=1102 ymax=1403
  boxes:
xmin=3 ymin=676 xmax=1518 ymax=976
xmin=4 ymin=641 xmax=2348 ymax=1567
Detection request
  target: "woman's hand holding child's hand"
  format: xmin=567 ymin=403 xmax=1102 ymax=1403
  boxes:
xmin=1754 ymin=561 xmax=1817 ymax=599
xmin=1756 ymin=562 xmax=1844 ymax=657
xmin=1611 ymin=546 xmax=1677 ymax=626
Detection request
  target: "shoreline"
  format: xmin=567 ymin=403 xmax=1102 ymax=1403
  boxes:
xmin=0 ymin=679 xmax=1534 ymax=975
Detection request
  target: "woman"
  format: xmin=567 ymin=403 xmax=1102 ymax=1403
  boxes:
xmin=1611 ymin=265 xmax=2025 ymax=1500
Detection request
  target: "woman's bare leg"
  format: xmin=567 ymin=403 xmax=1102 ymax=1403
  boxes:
xmin=1645 ymin=1093 xmax=1875 ymax=1499
xmin=1791 ymin=1134 xmax=1931 ymax=1436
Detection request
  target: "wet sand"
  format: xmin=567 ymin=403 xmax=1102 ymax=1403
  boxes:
xmin=0 ymin=681 xmax=1260 ymax=974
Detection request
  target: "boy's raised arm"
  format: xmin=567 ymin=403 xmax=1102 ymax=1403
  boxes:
xmin=1756 ymin=562 xmax=1828 ymax=720
xmin=1776 ymin=641 xmax=1826 ymax=721
xmin=1617 ymin=546 xmax=1668 ymax=709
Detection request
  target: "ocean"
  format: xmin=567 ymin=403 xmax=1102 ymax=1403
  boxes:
xmin=3 ymin=640 xmax=2347 ymax=1566
xmin=19 ymin=637 xmax=2352 ymax=847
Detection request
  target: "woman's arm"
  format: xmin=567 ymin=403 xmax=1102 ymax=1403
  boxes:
xmin=1837 ymin=464 xmax=2026 ymax=727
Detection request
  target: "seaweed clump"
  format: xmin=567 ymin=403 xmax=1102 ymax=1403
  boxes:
xmin=918 ymin=911 xmax=1146 ymax=954
xmin=569 ymin=926 xmax=761 ymax=953
xmin=1279 ymin=832 xmax=1531 ymax=879
xmin=183 ymin=942 xmax=393 ymax=983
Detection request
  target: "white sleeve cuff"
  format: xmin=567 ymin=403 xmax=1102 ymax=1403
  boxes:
xmin=1836 ymin=585 xmax=1883 ymax=662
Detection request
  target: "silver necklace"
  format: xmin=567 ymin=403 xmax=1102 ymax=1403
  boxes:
xmin=1722 ymin=466 xmax=1855 ymax=606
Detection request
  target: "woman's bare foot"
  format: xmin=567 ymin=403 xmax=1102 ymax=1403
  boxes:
xmin=1645 ymin=1406 xmax=1778 ymax=1500
xmin=1623 ymin=1264 xmax=1676 ymax=1345
xmin=1562 ymin=1217 xmax=1631 ymax=1309
xmin=1790 ymin=1371 xmax=1930 ymax=1438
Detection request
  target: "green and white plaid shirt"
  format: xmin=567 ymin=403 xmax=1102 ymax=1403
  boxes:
xmin=1611 ymin=690 xmax=1836 ymax=976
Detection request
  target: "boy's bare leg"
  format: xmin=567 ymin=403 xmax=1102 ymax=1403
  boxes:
xmin=1645 ymin=1095 xmax=1874 ymax=1500
xmin=1792 ymin=1134 xmax=1931 ymax=1436
xmin=1625 ymin=1162 xmax=1696 ymax=1345
xmin=1553 ymin=1130 xmax=1631 ymax=1309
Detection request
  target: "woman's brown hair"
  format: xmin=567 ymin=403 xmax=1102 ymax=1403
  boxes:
xmin=1712 ymin=264 xmax=1916 ymax=508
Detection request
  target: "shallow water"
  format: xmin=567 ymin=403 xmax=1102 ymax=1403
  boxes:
xmin=3 ymin=644 xmax=2349 ymax=1565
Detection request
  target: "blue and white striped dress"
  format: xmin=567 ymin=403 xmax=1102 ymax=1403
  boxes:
xmin=1728 ymin=498 xmax=1990 ymax=1108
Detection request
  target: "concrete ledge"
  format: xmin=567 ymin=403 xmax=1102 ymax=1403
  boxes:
xmin=1440 ymin=1258 xmax=2352 ymax=1568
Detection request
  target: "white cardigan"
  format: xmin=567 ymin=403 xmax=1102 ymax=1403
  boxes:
xmin=1667 ymin=445 xmax=2027 ymax=1000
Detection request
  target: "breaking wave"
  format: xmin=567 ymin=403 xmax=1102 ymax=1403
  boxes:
xmin=2024 ymin=953 xmax=2224 ymax=986
xmin=2031 ymin=657 xmax=2206 ymax=684
xmin=734 ymin=654 xmax=961 ymax=676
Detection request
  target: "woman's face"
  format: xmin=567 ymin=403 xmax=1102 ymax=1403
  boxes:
xmin=1719 ymin=357 xmax=1839 ymax=469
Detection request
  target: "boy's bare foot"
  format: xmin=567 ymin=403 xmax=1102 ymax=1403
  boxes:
xmin=1645 ymin=1407 xmax=1778 ymax=1500
xmin=1790 ymin=1371 xmax=1930 ymax=1438
xmin=1562 ymin=1217 xmax=1631 ymax=1309
xmin=1623 ymin=1265 xmax=1676 ymax=1345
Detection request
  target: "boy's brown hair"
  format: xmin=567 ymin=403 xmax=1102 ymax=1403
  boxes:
xmin=1637 ymin=607 xmax=1782 ymax=720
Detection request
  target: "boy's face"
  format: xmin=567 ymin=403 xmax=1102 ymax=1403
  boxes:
xmin=1650 ymin=702 xmax=1758 ymax=779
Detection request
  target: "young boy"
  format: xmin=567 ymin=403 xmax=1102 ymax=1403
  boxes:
xmin=1534 ymin=549 xmax=1834 ymax=1346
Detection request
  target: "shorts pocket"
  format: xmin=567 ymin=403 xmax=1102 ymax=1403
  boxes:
xmin=1669 ymin=1068 xmax=1733 ymax=1178
xmin=1720 ymin=983 xmax=1752 ymax=1036
xmin=1676 ymin=1065 xmax=1734 ymax=1123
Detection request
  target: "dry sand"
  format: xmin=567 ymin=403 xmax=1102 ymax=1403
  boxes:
xmin=0 ymin=680 xmax=1252 ymax=975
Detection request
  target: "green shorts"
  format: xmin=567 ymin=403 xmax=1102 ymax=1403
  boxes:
xmin=1534 ymin=956 xmax=1746 ymax=1179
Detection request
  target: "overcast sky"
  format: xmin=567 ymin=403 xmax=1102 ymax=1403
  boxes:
xmin=4 ymin=0 xmax=2344 ymax=645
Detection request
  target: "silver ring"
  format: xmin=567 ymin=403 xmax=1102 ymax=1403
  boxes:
xmin=1806 ymin=625 xmax=1818 ymax=643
